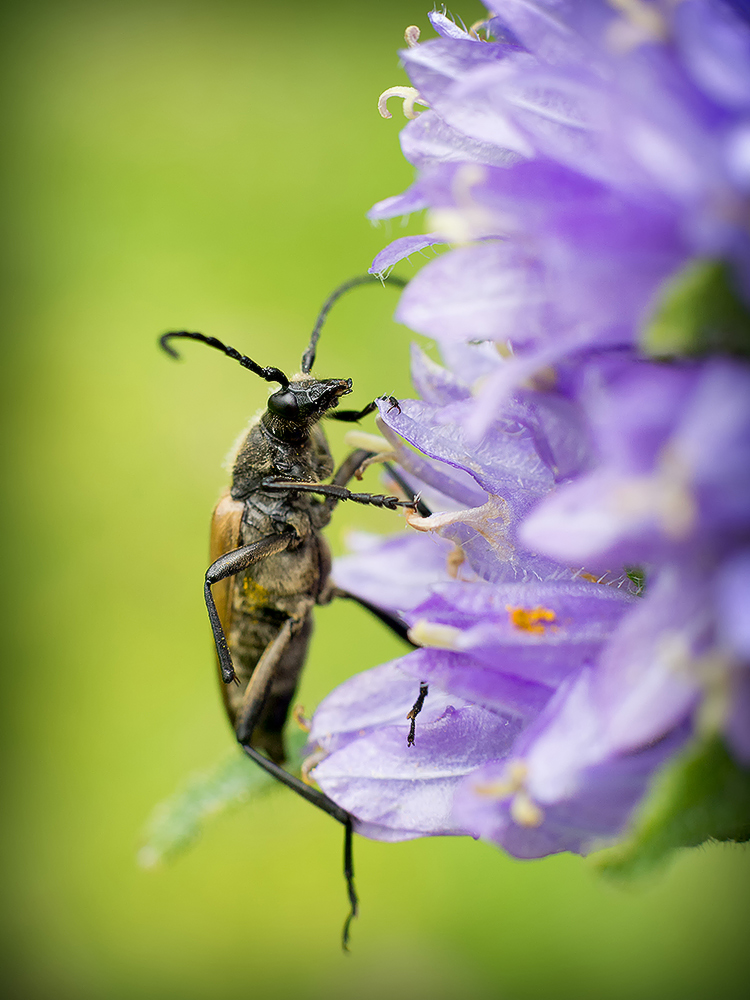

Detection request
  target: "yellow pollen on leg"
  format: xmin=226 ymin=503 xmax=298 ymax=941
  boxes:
xmin=378 ymin=86 xmax=430 ymax=120
xmin=505 ymin=604 xmax=557 ymax=634
xmin=242 ymin=577 xmax=269 ymax=606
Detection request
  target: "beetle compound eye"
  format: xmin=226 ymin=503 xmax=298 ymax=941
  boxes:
xmin=268 ymin=390 xmax=300 ymax=418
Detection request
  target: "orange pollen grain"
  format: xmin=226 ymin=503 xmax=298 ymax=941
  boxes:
xmin=505 ymin=605 xmax=557 ymax=634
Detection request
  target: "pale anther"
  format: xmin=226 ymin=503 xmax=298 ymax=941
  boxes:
xmin=468 ymin=18 xmax=487 ymax=40
xmin=510 ymin=790 xmax=545 ymax=828
xmin=404 ymin=25 xmax=420 ymax=47
xmin=407 ymin=620 xmax=462 ymax=649
xmin=378 ymin=86 xmax=429 ymax=120
xmin=608 ymin=0 xmax=667 ymax=38
xmin=344 ymin=430 xmax=392 ymax=453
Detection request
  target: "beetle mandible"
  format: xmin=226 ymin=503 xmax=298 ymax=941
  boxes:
xmin=160 ymin=274 xmax=428 ymax=947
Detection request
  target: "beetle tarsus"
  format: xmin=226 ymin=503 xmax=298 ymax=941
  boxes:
xmin=341 ymin=817 xmax=358 ymax=952
xmin=382 ymin=463 xmax=433 ymax=518
xmin=327 ymin=400 xmax=378 ymax=423
xmin=406 ymin=682 xmax=429 ymax=746
xmin=261 ymin=477 xmax=417 ymax=512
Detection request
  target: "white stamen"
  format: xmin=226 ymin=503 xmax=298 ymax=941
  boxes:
xmin=475 ymin=761 xmax=545 ymax=828
xmin=510 ymin=790 xmax=545 ymax=828
xmin=343 ymin=431 xmax=395 ymax=479
xmin=474 ymin=760 xmax=528 ymax=798
xmin=427 ymin=163 xmax=491 ymax=242
xmin=690 ymin=650 xmax=735 ymax=740
xmin=292 ymin=703 xmax=310 ymax=733
xmin=468 ymin=18 xmax=487 ymax=40
xmin=608 ymin=0 xmax=667 ymax=36
xmin=614 ymin=446 xmax=697 ymax=541
xmin=407 ymin=619 xmax=462 ymax=649
xmin=606 ymin=0 xmax=668 ymax=51
xmin=447 ymin=544 xmax=465 ymax=579
xmin=344 ymin=430 xmax=392 ymax=453
xmin=355 ymin=452 xmax=398 ymax=479
xmin=404 ymin=25 xmax=420 ymax=47
xmin=378 ymin=86 xmax=429 ymax=120
xmin=302 ymin=748 xmax=327 ymax=786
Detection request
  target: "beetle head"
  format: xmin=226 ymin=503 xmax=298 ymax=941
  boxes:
xmin=263 ymin=377 xmax=352 ymax=440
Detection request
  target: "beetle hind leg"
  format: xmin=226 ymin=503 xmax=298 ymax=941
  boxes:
xmin=204 ymin=530 xmax=297 ymax=684
xmin=342 ymin=817 xmax=358 ymax=951
xmin=239 ymin=730 xmax=360 ymax=951
xmin=234 ymin=604 xmax=313 ymax=747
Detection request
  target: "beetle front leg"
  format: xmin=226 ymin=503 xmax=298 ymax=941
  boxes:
xmin=204 ymin=531 xmax=297 ymax=683
xmin=325 ymin=401 xmax=378 ymax=423
xmin=331 ymin=448 xmax=433 ymax=518
xmin=261 ymin=478 xmax=417 ymax=512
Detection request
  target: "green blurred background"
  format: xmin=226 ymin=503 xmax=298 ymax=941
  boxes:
xmin=1 ymin=1 xmax=748 ymax=997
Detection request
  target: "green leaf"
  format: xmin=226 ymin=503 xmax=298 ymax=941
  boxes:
xmin=624 ymin=566 xmax=646 ymax=596
xmin=641 ymin=258 xmax=750 ymax=358
xmin=594 ymin=736 xmax=750 ymax=882
xmin=138 ymin=728 xmax=310 ymax=868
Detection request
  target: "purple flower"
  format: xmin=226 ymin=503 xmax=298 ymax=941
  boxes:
xmin=307 ymin=352 xmax=662 ymax=855
xmin=521 ymin=356 xmax=750 ymax=569
xmin=370 ymin=0 xmax=750 ymax=433
xmin=305 ymin=2 xmax=750 ymax=864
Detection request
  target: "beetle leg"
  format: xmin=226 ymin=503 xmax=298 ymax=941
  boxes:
xmin=406 ymin=682 xmax=429 ymax=747
xmin=329 ymin=587 xmax=415 ymax=645
xmin=329 ymin=589 xmax=430 ymax=746
xmin=331 ymin=453 xmax=435 ymax=518
xmin=234 ymin=602 xmax=314 ymax=745
xmin=342 ymin=817 xmax=357 ymax=951
xmin=381 ymin=462 xmax=433 ymax=518
xmin=262 ymin=478 xmax=416 ymax=511
xmin=326 ymin=400 xmax=378 ymax=422
xmin=239 ymin=743 xmax=359 ymax=948
xmin=330 ymin=447 xmax=372 ymax=487
xmin=204 ymin=531 xmax=297 ymax=683
xmin=235 ymin=648 xmax=360 ymax=952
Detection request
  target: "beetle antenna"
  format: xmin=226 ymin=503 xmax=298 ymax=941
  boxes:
xmin=300 ymin=274 xmax=407 ymax=374
xmin=159 ymin=331 xmax=289 ymax=387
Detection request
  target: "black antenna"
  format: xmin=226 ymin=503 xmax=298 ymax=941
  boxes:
xmin=159 ymin=331 xmax=289 ymax=387
xmin=300 ymin=274 xmax=407 ymax=374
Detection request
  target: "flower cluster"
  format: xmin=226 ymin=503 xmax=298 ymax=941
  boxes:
xmin=307 ymin=1 xmax=750 ymax=862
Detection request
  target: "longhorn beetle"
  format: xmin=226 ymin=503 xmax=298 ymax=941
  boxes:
xmin=160 ymin=274 xmax=431 ymax=948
